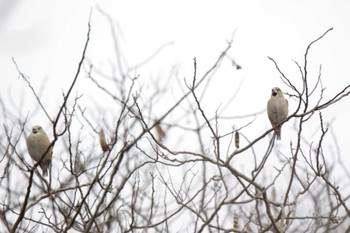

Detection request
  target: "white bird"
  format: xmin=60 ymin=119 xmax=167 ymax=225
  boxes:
xmin=267 ymin=87 xmax=288 ymax=140
xmin=26 ymin=125 xmax=52 ymax=177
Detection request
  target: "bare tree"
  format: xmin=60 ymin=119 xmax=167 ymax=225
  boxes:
xmin=1 ymin=11 xmax=349 ymax=233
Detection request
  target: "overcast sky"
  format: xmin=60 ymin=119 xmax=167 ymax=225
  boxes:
xmin=1 ymin=0 xmax=350 ymax=170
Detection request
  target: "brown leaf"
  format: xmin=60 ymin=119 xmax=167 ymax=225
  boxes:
xmin=155 ymin=120 xmax=165 ymax=141
xmin=99 ymin=129 xmax=110 ymax=152
xmin=235 ymin=130 xmax=240 ymax=149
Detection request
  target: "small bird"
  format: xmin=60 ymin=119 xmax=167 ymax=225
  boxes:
xmin=26 ymin=125 xmax=52 ymax=177
xmin=267 ymin=87 xmax=288 ymax=140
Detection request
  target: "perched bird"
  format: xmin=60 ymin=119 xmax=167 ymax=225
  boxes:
xmin=267 ymin=87 xmax=288 ymax=140
xmin=26 ymin=125 xmax=52 ymax=177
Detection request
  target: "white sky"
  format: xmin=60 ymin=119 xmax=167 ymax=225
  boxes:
xmin=1 ymin=0 xmax=350 ymax=179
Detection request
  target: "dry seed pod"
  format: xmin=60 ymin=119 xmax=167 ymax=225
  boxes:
xmin=155 ymin=120 xmax=165 ymax=141
xmin=234 ymin=130 xmax=240 ymax=149
xmin=99 ymin=129 xmax=109 ymax=152
xmin=233 ymin=210 xmax=239 ymax=232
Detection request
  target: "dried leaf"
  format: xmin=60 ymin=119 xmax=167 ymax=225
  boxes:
xmin=155 ymin=120 xmax=165 ymax=141
xmin=235 ymin=130 xmax=240 ymax=149
xmin=99 ymin=129 xmax=109 ymax=152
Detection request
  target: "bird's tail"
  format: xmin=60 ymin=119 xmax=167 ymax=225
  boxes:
xmin=275 ymin=126 xmax=282 ymax=140
xmin=40 ymin=160 xmax=51 ymax=177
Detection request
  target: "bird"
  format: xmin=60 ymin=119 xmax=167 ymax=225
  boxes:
xmin=267 ymin=87 xmax=288 ymax=140
xmin=26 ymin=125 xmax=52 ymax=177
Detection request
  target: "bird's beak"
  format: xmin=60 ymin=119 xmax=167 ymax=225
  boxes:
xmin=32 ymin=129 xmax=38 ymax=134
